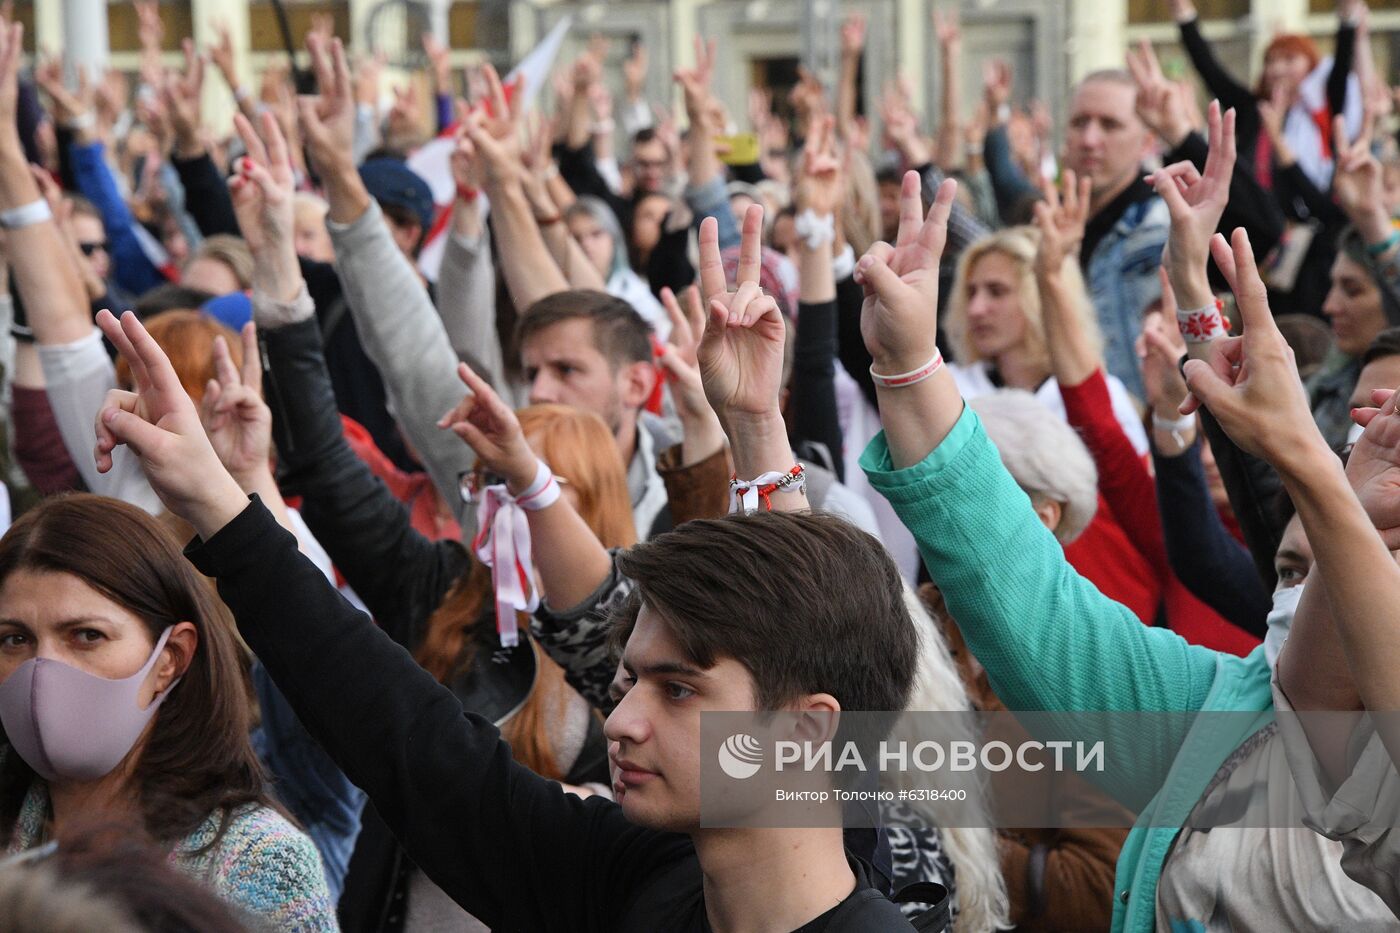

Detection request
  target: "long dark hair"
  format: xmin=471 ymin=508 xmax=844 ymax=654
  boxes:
xmin=0 ymin=495 xmax=274 ymax=851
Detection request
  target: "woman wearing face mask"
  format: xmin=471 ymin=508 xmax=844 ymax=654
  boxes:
xmin=0 ymin=495 xmax=335 ymax=929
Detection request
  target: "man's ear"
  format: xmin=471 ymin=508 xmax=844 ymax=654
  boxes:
xmin=618 ymin=360 xmax=659 ymax=411
xmin=789 ymin=694 xmax=841 ymax=746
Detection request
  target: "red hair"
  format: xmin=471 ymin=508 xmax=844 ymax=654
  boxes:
xmin=1256 ymin=35 xmax=1320 ymax=98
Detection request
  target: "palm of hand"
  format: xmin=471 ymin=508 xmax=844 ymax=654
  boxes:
xmin=1336 ymin=162 xmax=1379 ymax=214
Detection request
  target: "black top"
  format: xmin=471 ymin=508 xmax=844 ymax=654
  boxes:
xmin=187 ymin=500 xmax=917 ymax=931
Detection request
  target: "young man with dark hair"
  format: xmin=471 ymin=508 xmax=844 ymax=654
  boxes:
xmin=516 ymin=288 xmax=673 ymax=539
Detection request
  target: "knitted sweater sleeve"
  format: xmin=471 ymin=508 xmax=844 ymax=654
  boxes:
xmin=203 ymin=805 xmax=338 ymax=931
xmin=861 ymin=407 xmax=1220 ymax=805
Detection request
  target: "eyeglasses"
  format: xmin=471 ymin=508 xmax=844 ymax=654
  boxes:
xmin=78 ymin=241 xmax=109 ymax=256
xmin=632 ymin=157 xmax=669 ymax=171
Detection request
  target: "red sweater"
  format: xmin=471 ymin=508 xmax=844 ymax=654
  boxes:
xmin=1059 ymin=370 xmax=1259 ymax=656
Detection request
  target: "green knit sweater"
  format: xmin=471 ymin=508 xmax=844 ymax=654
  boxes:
xmin=861 ymin=406 xmax=1274 ymax=933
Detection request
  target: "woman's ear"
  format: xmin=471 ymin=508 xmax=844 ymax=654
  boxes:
xmin=154 ymin=621 xmax=199 ymax=693
xmin=1032 ymin=497 xmax=1063 ymax=537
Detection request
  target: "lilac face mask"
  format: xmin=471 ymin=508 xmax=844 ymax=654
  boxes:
xmin=0 ymin=627 xmax=180 ymax=782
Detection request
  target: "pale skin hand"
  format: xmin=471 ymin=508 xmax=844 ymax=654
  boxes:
xmin=200 ymin=324 xmax=276 ymax=492
xmin=164 ymin=39 xmax=206 ymax=158
xmin=855 ymin=172 xmax=964 ymax=470
xmin=297 ymin=33 xmax=367 ymax=224
xmin=794 ymin=115 xmax=842 ymax=305
xmin=1127 ymin=39 xmax=1193 ymax=149
xmin=697 ymin=205 xmax=809 ymax=509
xmin=1147 ymin=99 xmax=1236 ymax=312
xmin=1033 ymin=170 xmax=1098 ymax=386
xmin=229 ymin=110 xmax=300 ymax=302
xmin=1333 ymin=115 xmax=1393 ymax=247
xmin=658 ymin=285 xmax=726 ymax=465
xmin=93 ymin=310 xmax=249 ymax=539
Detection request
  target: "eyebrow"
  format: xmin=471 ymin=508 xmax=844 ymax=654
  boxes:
xmin=0 ymin=616 xmax=120 ymax=630
xmin=1274 ymin=549 xmax=1309 ymax=565
xmin=621 ymin=658 xmax=708 ymax=680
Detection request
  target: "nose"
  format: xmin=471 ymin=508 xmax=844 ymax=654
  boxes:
xmin=1321 ymin=286 xmax=1345 ymax=319
xmin=604 ymin=688 xmax=651 ymax=747
xmin=967 ymin=292 xmax=992 ymax=320
xmin=528 ymin=371 xmax=561 ymax=405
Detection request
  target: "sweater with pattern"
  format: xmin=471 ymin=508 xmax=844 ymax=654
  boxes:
xmin=5 ymin=782 xmax=337 ymax=931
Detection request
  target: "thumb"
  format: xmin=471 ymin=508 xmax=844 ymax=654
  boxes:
xmin=1181 ymin=358 xmax=1231 ymax=417
xmin=100 ymin=407 xmax=170 ymax=462
xmin=856 ymin=254 xmax=904 ymax=301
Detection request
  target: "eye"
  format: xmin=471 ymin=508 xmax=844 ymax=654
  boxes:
xmin=73 ymin=628 xmax=107 ymax=645
xmin=0 ymin=632 xmax=29 ymax=650
xmin=524 ymin=367 xmax=540 ymax=383
xmin=556 ymin=364 xmax=576 ymax=377
xmin=664 ymin=682 xmax=696 ymax=702
xmin=1276 ymin=567 xmax=1305 ymax=586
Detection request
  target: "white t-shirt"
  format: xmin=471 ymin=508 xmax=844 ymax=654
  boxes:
xmin=949 ymin=361 xmax=1150 ymax=456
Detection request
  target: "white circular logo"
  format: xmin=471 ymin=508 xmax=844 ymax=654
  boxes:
xmin=718 ymin=733 xmax=764 ymax=780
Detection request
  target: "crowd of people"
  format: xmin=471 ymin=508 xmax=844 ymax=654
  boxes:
xmin=0 ymin=0 xmax=1399 ymax=929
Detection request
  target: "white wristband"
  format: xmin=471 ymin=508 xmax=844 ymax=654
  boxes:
xmin=514 ymin=459 xmax=562 ymax=512
xmin=0 ymin=199 xmax=53 ymax=230
xmin=1152 ymin=411 xmax=1196 ymax=448
xmin=870 ymin=350 xmax=944 ymax=389
xmin=794 ymin=209 xmax=836 ymax=251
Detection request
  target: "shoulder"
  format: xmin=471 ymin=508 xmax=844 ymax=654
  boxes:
xmin=179 ymin=805 xmax=336 ymax=931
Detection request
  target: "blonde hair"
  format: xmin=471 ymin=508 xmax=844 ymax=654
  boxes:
xmin=945 ymin=226 xmax=1103 ymax=376
xmin=889 ymin=584 xmax=1010 ymax=933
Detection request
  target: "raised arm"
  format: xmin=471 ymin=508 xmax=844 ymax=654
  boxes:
xmin=1188 ymin=229 xmax=1400 ymax=766
xmin=439 ymin=362 xmax=613 ymax=613
xmin=466 ymin=65 xmax=571 ymax=311
xmin=857 ymin=173 xmax=1218 ymax=794
xmin=91 ymin=310 xmax=684 ymax=930
xmin=1171 ymin=0 xmax=1255 ymax=114
xmin=698 ymin=205 xmax=810 ymax=514
xmin=836 ymin=14 xmax=864 ymax=143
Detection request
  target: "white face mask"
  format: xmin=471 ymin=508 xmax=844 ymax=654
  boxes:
xmin=1347 ymin=420 xmax=1365 ymax=447
xmin=1264 ymin=583 xmax=1305 ymax=670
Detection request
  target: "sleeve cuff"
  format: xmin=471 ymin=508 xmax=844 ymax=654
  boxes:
xmin=184 ymin=495 xmax=282 ymax=579
xmin=858 ymin=403 xmax=978 ymax=504
xmin=252 ymin=282 xmax=315 ymax=329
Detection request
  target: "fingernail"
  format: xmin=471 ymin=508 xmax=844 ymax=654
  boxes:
xmin=103 ymin=409 xmax=118 ymax=424
xmin=857 ymin=256 xmax=873 ymax=272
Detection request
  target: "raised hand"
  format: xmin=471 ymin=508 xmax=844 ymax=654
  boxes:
xmin=1346 ymin=389 xmax=1400 ymax=548
xmin=657 ymin=284 xmax=717 ymax=427
xmin=201 ymin=323 xmax=272 ymax=487
xmin=1033 ymin=169 xmax=1091 ymax=277
xmin=297 ymin=33 xmax=356 ymax=180
xmin=34 ymin=58 xmax=93 ymax=130
xmin=697 ymin=205 xmax=786 ymax=423
xmin=164 ymin=39 xmax=206 ymax=157
xmin=856 ymin=172 xmax=957 ymax=374
xmin=93 ymin=310 xmax=248 ymax=537
xmin=1139 ymin=268 xmax=1191 ymax=419
xmin=437 ymin=362 xmax=538 ymax=492
xmin=229 ymin=110 xmax=298 ymax=299
xmin=794 ymin=115 xmax=843 ymax=216
xmin=982 ymin=59 xmax=1012 ymax=117
xmin=840 ymin=13 xmax=867 ymax=58
xmin=422 ymin=32 xmax=453 ymax=91
xmin=623 ymin=42 xmax=648 ymax=101
xmin=1179 ymin=230 xmax=1322 ymax=472
xmin=1126 ymin=39 xmax=1193 ymax=147
xmin=1148 ymin=99 xmax=1236 ymax=309
xmin=461 ymin=64 xmax=526 ymax=190
xmin=934 ymin=8 xmax=961 ymax=51
xmin=208 ymin=22 xmax=239 ymax=89
xmin=1332 ymin=115 xmax=1391 ymax=245
xmin=674 ymin=36 xmax=717 ymax=119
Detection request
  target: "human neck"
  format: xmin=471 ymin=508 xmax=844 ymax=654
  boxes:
xmin=993 ymin=345 xmax=1049 ymax=392
xmin=616 ymin=417 xmax=640 ymax=469
xmin=693 ymin=825 xmax=856 ymax=933
xmin=1089 ymin=170 xmax=1139 ymax=217
xmin=47 ymin=772 xmax=138 ymax=837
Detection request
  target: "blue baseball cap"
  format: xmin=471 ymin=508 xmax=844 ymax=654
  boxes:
xmin=359 ymin=158 xmax=435 ymax=232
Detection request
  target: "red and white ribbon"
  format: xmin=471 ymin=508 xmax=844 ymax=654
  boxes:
xmin=1176 ymin=299 xmax=1229 ymax=343
xmin=469 ymin=460 xmax=560 ymax=647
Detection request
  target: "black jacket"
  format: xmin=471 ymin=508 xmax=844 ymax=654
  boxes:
xmin=188 ymin=501 xmax=924 ymax=931
xmin=260 ymin=316 xmax=608 ymax=929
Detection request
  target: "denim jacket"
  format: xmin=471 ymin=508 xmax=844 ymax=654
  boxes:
xmin=1085 ymin=196 xmax=1170 ymax=402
